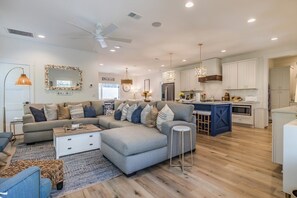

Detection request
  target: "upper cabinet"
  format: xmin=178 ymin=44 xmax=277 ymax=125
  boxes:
xmin=180 ymin=68 xmax=201 ymax=91
xmin=222 ymin=59 xmax=257 ymax=90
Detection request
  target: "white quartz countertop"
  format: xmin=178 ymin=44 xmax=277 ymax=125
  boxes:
xmin=272 ymin=106 xmax=297 ymax=114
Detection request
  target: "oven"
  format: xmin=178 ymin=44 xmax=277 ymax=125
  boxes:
xmin=232 ymin=105 xmax=252 ymax=116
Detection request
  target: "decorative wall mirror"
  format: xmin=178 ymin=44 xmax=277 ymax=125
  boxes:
xmin=45 ymin=65 xmax=83 ymax=90
xmin=144 ymin=79 xmax=150 ymax=92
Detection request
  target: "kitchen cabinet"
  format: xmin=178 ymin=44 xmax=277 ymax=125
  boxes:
xmin=271 ymin=106 xmax=297 ymax=164
xmin=180 ymin=68 xmax=201 ymax=91
xmin=222 ymin=59 xmax=257 ymax=90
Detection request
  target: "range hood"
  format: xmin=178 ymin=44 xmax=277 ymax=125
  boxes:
xmin=198 ymin=58 xmax=222 ymax=83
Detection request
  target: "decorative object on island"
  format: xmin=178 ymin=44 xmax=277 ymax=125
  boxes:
xmin=45 ymin=64 xmax=82 ymax=91
xmin=179 ymin=92 xmax=185 ymax=99
xmin=195 ymin=43 xmax=207 ymax=78
xmin=3 ymin=67 xmax=32 ymax=131
xmin=142 ymin=91 xmax=152 ymax=102
xmin=121 ymin=68 xmax=133 ymax=92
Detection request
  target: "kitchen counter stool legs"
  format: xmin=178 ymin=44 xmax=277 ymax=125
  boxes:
xmin=170 ymin=126 xmax=193 ymax=173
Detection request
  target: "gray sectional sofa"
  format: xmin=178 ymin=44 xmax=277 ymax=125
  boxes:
xmin=22 ymin=100 xmax=196 ymax=175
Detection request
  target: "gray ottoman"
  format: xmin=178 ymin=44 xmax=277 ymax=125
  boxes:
xmin=101 ymin=126 xmax=168 ymax=175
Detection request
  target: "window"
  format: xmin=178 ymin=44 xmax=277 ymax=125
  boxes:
xmin=98 ymin=83 xmax=119 ymax=99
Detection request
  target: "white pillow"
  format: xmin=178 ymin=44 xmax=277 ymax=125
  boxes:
xmin=117 ymin=102 xmax=125 ymax=111
xmin=141 ymin=104 xmax=152 ymax=124
xmin=120 ymin=104 xmax=130 ymax=121
xmin=44 ymin=104 xmax=58 ymax=121
xmin=157 ymin=104 xmax=174 ymax=131
xmin=126 ymin=104 xmax=138 ymax=122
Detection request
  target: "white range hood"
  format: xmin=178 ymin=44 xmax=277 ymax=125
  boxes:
xmin=199 ymin=58 xmax=222 ymax=82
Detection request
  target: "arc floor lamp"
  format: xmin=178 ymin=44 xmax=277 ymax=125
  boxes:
xmin=3 ymin=67 xmax=32 ymax=132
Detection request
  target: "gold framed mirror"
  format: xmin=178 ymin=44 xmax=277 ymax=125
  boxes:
xmin=45 ymin=64 xmax=83 ymax=90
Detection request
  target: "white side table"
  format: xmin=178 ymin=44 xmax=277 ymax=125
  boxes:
xmin=170 ymin=125 xmax=194 ymax=173
xmin=10 ymin=119 xmax=23 ymax=144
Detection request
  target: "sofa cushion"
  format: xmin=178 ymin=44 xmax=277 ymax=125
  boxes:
xmin=91 ymin=100 xmax=104 ymax=116
xmin=29 ymin=107 xmax=46 ymax=122
xmin=109 ymin=120 xmax=135 ymax=128
xmin=44 ymin=104 xmax=58 ymax=121
xmin=84 ymin=106 xmax=96 ymax=118
xmin=0 ymin=132 xmax=13 ymax=139
xmin=146 ymin=106 xmax=159 ymax=128
xmin=114 ymin=100 xmax=125 ymax=110
xmin=24 ymin=103 xmax=45 ymax=115
xmin=157 ymin=104 xmax=174 ymax=131
xmin=138 ymin=101 xmax=157 ymax=108
xmin=65 ymin=101 xmax=91 ymax=107
xmin=101 ymin=126 xmax=167 ymax=156
xmin=156 ymin=101 xmax=194 ymax=122
xmin=114 ymin=110 xmax=122 ymax=120
xmin=98 ymin=115 xmax=115 ymax=129
xmin=40 ymin=178 xmax=52 ymax=198
xmin=0 ymin=178 xmax=7 ymax=184
xmin=57 ymin=105 xmax=70 ymax=120
xmin=131 ymin=106 xmax=143 ymax=124
xmin=120 ymin=104 xmax=129 ymax=121
xmin=117 ymin=102 xmax=126 ymax=111
xmin=68 ymin=104 xmax=84 ymax=119
xmin=71 ymin=118 xmax=99 ymax=125
xmin=23 ymin=120 xmax=72 ymax=133
xmin=126 ymin=104 xmax=138 ymax=122
xmin=141 ymin=104 xmax=152 ymax=124
xmin=0 ymin=138 xmax=9 ymax=151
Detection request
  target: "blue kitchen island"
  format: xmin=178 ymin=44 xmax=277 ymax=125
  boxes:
xmin=185 ymin=102 xmax=232 ymax=136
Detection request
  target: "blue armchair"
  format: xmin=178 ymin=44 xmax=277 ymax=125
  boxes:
xmin=0 ymin=166 xmax=51 ymax=198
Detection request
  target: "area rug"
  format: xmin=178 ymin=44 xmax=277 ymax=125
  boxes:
xmin=11 ymin=141 xmax=122 ymax=197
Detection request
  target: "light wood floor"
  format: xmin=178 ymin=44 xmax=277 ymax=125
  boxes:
xmin=1 ymin=125 xmax=284 ymax=198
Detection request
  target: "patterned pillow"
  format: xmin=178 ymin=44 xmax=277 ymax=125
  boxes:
xmin=68 ymin=104 xmax=84 ymax=119
xmin=44 ymin=104 xmax=58 ymax=121
xmin=120 ymin=104 xmax=130 ymax=121
xmin=57 ymin=105 xmax=70 ymax=120
xmin=131 ymin=106 xmax=143 ymax=124
xmin=157 ymin=104 xmax=174 ymax=131
xmin=29 ymin=107 xmax=46 ymax=122
xmin=117 ymin=102 xmax=126 ymax=110
xmin=126 ymin=104 xmax=138 ymax=122
xmin=146 ymin=106 xmax=159 ymax=128
xmin=141 ymin=104 xmax=152 ymax=124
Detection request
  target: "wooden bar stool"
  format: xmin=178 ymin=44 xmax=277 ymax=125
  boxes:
xmin=170 ymin=125 xmax=194 ymax=173
xmin=197 ymin=111 xmax=211 ymax=136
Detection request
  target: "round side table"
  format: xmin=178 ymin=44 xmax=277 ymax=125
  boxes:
xmin=170 ymin=125 xmax=194 ymax=173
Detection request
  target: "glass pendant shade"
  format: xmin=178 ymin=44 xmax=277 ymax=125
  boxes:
xmin=195 ymin=43 xmax=207 ymax=77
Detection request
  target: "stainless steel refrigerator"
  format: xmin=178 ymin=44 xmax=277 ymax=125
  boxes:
xmin=161 ymin=83 xmax=175 ymax=101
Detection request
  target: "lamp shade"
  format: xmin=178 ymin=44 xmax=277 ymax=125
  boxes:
xmin=16 ymin=74 xmax=32 ymax=85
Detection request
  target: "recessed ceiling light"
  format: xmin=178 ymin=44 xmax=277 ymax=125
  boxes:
xmin=99 ymin=63 xmax=104 ymax=66
xmin=110 ymin=49 xmax=116 ymax=52
xmin=247 ymin=18 xmax=256 ymax=23
xmin=148 ymin=69 xmax=151 ymax=72
xmin=161 ymin=64 xmax=165 ymax=67
xmin=37 ymin=34 xmax=45 ymax=38
xmin=185 ymin=1 xmax=194 ymax=8
xmin=221 ymin=50 xmax=226 ymax=53
xmin=114 ymin=46 xmax=121 ymax=49
xmin=271 ymin=37 xmax=278 ymax=41
xmin=152 ymin=22 xmax=162 ymax=27
xmin=182 ymin=59 xmax=187 ymax=62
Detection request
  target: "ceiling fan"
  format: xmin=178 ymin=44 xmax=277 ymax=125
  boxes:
xmin=68 ymin=22 xmax=132 ymax=48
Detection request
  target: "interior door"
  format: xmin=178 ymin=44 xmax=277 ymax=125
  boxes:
xmin=0 ymin=62 xmax=31 ymax=133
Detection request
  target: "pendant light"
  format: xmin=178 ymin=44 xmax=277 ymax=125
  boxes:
xmin=121 ymin=68 xmax=133 ymax=92
xmin=195 ymin=43 xmax=207 ymax=77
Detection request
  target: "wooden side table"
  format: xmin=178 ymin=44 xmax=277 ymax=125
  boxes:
xmin=10 ymin=119 xmax=23 ymax=144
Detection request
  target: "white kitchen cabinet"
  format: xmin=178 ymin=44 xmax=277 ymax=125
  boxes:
xmin=270 ymin=89 xmax=290 ymax=109
xmin=180 ymin=68 xmax=200 ymax=91
xmin=222 ymin=62 xmax=237 ymax=89
xmin=271 ymin=106 xmax=297 ymax=164
xmin=222 ymin=59 xmax=257 ymax=90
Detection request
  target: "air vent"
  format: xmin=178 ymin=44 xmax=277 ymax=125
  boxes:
xmin=128 ymin=12 xmax=142 ymax=20
xmin=7 ymin=28 xmax=34 ymax=37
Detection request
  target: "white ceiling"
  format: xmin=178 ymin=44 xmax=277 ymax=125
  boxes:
xmin=1 ymin=0 xmax=297 ymax=75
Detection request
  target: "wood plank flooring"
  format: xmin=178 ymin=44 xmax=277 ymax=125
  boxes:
xmin=1 ymin=125 xmax=284 ymax=198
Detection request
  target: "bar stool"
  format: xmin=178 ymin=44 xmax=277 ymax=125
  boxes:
xmin=170 ymin=125 xmax=193 ymax=173
xmin=197 ymin=111 xmax=211 ymax=136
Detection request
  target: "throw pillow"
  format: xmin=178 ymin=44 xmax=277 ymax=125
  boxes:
xmin=43 ymin=104 xmax=58 ymax=121
xmin=146 ymin=106 xmax=159 ymax=128
xmin=126 ymin=104 xmax=138 ymax=122
xmin=57 ymin=105 xmax=70 ymax=120
xmin=29 ymin=107 xmax=46 ymax=122
xmin=84 ymin=106 xmax=97 ymax=118
xmin=68 ymin=104 xmax=84 ymax=119
xmin=141 ymin=104 xmax=152 ymax=124
xmin=157 ymin=104 xmax=174 ymax=131
xmin=114 ymin=109 xmax=122 ymax=120
xmin=117 ymin=102 xmax=126 ymax=111
xmin=120 ymin=104 xmax=130 ymax=121
xmin=131 ymin=106 xmax=143 ymax=124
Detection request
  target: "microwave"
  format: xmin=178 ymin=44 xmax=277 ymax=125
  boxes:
xmin=232 ymin=105 xmax=252 ymax=116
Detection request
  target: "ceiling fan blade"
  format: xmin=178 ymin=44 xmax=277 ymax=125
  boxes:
xmin=97 ymin=39 xmax=107 ymax=48
xmin=106 ymin=37 xmax=132 ymax=43
xmin=100 ymin=23 xmax=118 ymax=36
xmin=67 ymin=21 xmax=96 ymax=36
